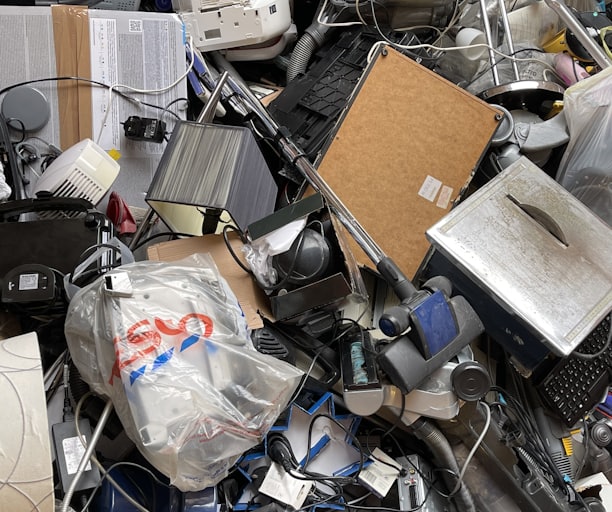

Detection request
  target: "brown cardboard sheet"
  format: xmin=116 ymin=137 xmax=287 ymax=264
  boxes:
xmin=51 ymin=5 xmax=93 ymax=149
xmin=315 ymin=47 xmax=501 ymax=279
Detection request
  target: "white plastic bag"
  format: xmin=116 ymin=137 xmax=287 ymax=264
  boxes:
xmin=64 ymin=253 xmax=303 ymax=491
xmin=556 ymin=67 xmax=612 ymax=225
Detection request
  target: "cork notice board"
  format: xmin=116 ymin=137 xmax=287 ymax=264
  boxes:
xmin=316 ymin=47 xmax=500 ymax=279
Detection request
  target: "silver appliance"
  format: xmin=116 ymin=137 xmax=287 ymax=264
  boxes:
xmin=426 ymin=157 xmax=612 ymax=364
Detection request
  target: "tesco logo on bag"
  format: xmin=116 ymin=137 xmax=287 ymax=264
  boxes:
xmin=109 ymin=313 xmax=213 ymax=385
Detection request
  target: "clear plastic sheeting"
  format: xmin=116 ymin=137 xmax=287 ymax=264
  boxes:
xmin=64 ymin=253 xmax=303 ymax=491
xmin=556 ymin=67 xmax=612 ymax=226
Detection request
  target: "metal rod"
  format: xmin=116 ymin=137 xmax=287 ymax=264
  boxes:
xmin=479 ymin=0 xmax=501 ymax=86
xmin=191 ymin=48 xmax=248 ymax=117
xmin=545 ymin=0 xmax=612 ymax=69
xmin=44 ymin=349 xmax=67 ymax=387
xmin=197 ymin=70 xmax=229 ymax=123
xmin=60 ymin=399 xmax=115 ymax=512
xmin=497 ymin=0 xmax=520 ymax=81
xmin=128 ymin=207 xmax=156 ymax=251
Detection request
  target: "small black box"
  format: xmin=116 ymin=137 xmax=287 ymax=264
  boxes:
xmin=248 ymin=193 xmax=360 ymax=321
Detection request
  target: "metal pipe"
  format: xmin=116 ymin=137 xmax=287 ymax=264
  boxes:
xmin=60 ymin=399 xmax=114 ymax=512
xmin=478 ymin=0 xmax=501 ymax=85
xmin=44 ymin=349 xmax=67 ymax=388
xmin=128 ymin=207 xmax=156 ymax=251
xmin=197 ymin=71 xmax=229 ymax=123
xmin=497 ymin=0 xmax=520 ymax=81
xmin=545 ymin=0 xmax=612 ymax=69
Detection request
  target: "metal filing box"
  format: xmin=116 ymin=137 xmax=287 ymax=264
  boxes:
xmin=426 ymin=157 xmax=612 ymax=361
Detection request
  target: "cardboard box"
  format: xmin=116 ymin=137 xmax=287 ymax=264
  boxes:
xmin=314 ymin=47 xmax=501 ymax=279
xmin=147 ymin=232 xmax=271 ymax=330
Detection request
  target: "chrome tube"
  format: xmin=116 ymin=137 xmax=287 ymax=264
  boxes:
xmin=545 ymin=0 xmax=612 ymax=69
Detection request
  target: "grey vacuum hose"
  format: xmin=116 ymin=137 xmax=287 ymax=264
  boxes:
xmin=411 ymin=418 xmax=476 ymax=512
xmin=286 ymin=23 xmax=330 ymax=82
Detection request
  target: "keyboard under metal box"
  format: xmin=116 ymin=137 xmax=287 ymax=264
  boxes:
xmin=537 ymin=315 xmax=611 ymax=427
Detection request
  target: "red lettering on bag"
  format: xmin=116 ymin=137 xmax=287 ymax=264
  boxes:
xmin=109 ymin=314 xmax=214 ymax=384
xmin=155 ymin=317 xmax=183 ymax=335
xmin=179 ymin=313 xmax=213 ymax=337
xmin=109 ymin=319 xmax=161 ymax=384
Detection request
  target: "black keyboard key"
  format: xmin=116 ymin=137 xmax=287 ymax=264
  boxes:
xmin=537 ymin=315 xmax=611 ymax=427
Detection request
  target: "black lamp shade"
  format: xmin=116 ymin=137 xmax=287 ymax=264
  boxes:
xmin=146 ymin=122 xmax=277 ymax=234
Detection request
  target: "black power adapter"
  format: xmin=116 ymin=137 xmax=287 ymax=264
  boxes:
xmin=51 ymin=418 xmax=101 ymax=497
xmin=123 ymin=116 xmax=166 ymax=143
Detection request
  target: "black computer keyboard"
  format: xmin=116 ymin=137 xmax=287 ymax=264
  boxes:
xmin=537 ymin=315 xmax=611 ymax=427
